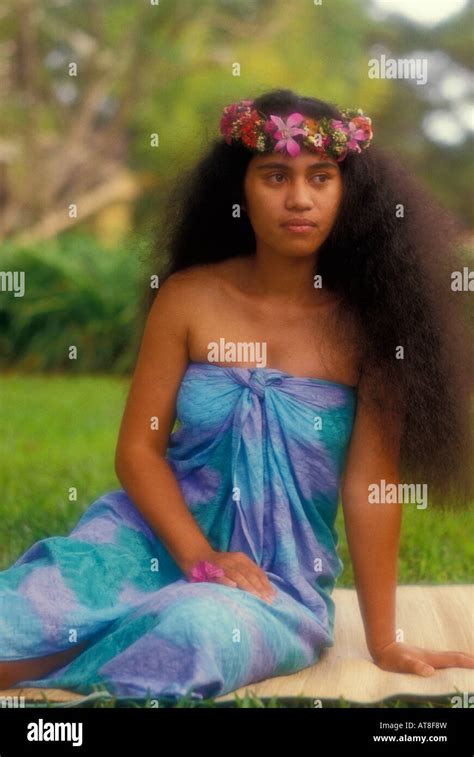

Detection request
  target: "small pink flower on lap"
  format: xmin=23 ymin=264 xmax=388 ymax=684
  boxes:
xmin=190 ymin=560 xmax=225 ymax=583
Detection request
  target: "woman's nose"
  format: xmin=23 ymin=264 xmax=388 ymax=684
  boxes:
xmin=285 ymin=181 xmax=314 ymax=207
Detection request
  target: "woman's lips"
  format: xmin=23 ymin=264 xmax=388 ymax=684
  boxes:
xmin=282 ymin=224 xmax=316 ymax=233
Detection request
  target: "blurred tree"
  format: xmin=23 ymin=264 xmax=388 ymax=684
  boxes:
xmin=0 ymin=0 xmax=472 ymax=245
xmin=0 ymin=0 xmax=278 ymax=243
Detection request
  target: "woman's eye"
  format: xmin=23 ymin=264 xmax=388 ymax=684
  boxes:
xmin=267 ymin=174 xmax=329 ymax=184
xmin=267 ymin=173 xmax=285 ymax=183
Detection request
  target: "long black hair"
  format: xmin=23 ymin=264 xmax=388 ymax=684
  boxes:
xmin=142 ymin=88 xmax=474 ymax=511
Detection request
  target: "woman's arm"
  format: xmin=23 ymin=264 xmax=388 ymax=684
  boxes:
xmin=340 ymin=382 xmax=474 ymax=676
xmin=114 ymin=272 xmax=276 ymax=603
xmin=340 ymin=387 xmax=402 ymax=659
xmin=114 ymin=274 xmax=216 ymax=574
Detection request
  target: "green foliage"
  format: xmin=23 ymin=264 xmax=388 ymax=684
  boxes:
xmin=0 ymin=234 xmax=150 ymax=373
xmin=0 ymin=375 xmax=125 ymax=568
xmin=2 ymin=0 xmax=474 ymax=249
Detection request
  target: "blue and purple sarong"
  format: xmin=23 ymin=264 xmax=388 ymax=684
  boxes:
xmin=0 ymin=361 xmax=357 ymax=700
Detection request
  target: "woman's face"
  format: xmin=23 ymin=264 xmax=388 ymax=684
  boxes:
xmin=242 ymin=148 xmax=344 ymax=258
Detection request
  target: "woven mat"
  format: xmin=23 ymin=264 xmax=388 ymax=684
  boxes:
xmin=1 ymin=585 xmax=472 ymax=705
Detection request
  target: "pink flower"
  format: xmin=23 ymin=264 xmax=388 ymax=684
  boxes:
xmin=189 ymin=560 xmax=225 ymax=583
xmin=330 ymin=119 xmax=346 ymax=132
xmin=346 ymin=117 xmax=371 ymax=152
xmin=331 ymin=115 xmax=372 ymax=154
xmin=268 ymin=112 xmax=306 ymax=157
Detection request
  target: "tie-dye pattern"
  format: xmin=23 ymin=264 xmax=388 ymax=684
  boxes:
xmin=1 ymin=361 xmax=357 ymax=701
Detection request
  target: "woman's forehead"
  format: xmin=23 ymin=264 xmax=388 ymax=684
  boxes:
xmin=248 ymin=151 xmax=340 ymax=169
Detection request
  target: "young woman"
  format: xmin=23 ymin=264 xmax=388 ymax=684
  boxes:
xmin=1 ymin=89 xmax=473 ymax=701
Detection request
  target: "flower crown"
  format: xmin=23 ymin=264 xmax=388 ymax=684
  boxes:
xmin=219 ymin=98 xmax=373 ymax=161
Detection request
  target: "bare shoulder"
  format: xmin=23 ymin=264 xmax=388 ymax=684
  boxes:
xmin=154 ymin=266 xmax=211 ymax=313
xmin=158 ymin=259 xmax=241 ymax=308
xmin=149 ymin=262 xmax=237 ymax=357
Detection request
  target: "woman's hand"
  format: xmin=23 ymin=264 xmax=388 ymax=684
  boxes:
xmin=371 ymin=640 xmax=474 ymax=676
xmin=183 ymin=550 xmax=277 ymax=604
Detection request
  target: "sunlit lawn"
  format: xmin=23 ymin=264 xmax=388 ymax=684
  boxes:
xmin=0 ymin=375 xmax=472 ymax=709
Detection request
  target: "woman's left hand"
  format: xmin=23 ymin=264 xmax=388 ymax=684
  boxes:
xmin=371 ymin=641 xmax=474 ymax=676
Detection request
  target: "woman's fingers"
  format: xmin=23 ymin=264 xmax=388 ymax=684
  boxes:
xmin=194 ymin=551 xmax=277 ymax=602
xmin=410 ymin=658 xmax=436 ymax=676
xmin=259 ymin=572 xmax=277 ymax=597
xmin=236 ymin=570 xmax=274 ymax=602
xmin=423 ymin=651 xmax=474 ymax=669
xmin=384 ymin=655 xmax=435 ymax=676
xmin=373 ymin=642 xmax=474 ymax=677
xmin=229 ymin=554 xmax=276 ymax=600
xmin=225 ymin=567 xmax=275 ymax=603
xmin=249 ymin=570 xmax=276 ymax=599
xmin=248 ymin=566 xmax=277 ymax=600
xmin=215 ymin=575 xmax=238 ymax=588
xmin=240 ymin=557 xmax=277 ymax=598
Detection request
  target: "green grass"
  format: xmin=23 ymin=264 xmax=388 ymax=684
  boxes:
xmin=1 ymin=375 xmax=472 ymax=709
xmin=0 ymin=375 xmax=128 ymax=567
xmin=22 ymin=690 xmax=461 ymax=709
